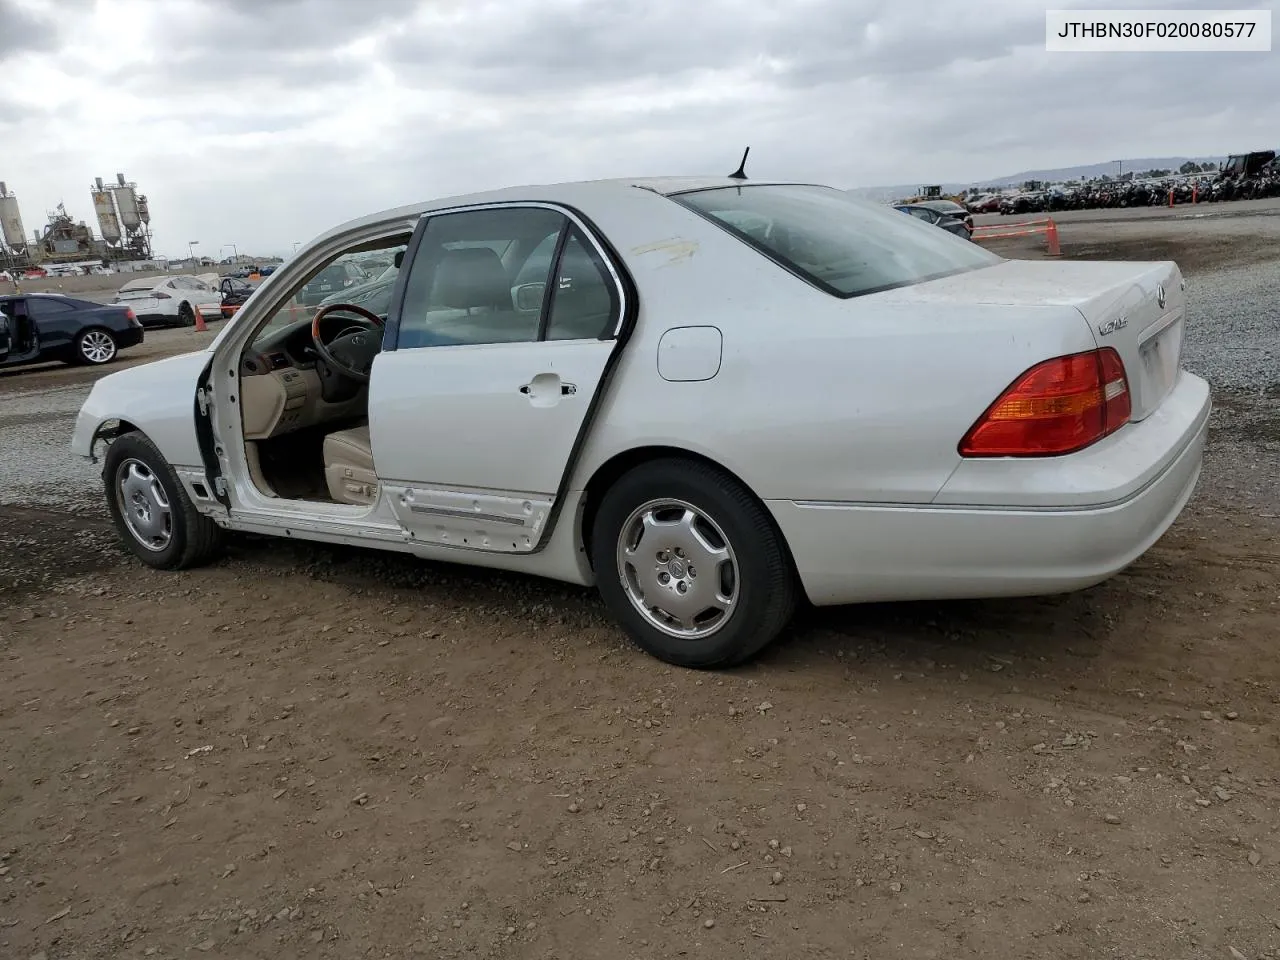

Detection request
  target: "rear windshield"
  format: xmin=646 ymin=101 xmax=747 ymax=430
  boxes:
xmin=673 ymin=183 xmax=999 ymax=299
xmin=119 ymin=279 xmax=158 ymax=292
xmin=314 ymin=265 xmax=349 ymax=283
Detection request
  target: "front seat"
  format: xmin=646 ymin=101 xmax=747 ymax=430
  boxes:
xmin=322 ymin=424 xmax=378 ymax=505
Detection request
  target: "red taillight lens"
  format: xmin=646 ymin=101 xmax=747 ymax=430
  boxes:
xmin=959 ymin=348 xmax=1131 ymax=457
xmin=154 ymin=291 xmax=171 ymax=299
xmin=125 ymin=307 xmax=136 ymax=320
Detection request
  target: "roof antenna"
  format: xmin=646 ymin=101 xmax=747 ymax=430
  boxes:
xmin=728 ymin=146 xmax=750 ymax=180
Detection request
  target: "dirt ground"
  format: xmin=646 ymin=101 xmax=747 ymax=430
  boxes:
xmin=2 ymin=214 xmax=1279 ymax=960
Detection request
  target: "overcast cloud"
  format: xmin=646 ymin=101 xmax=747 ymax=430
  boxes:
xmin=0 ymin=0 xmax=1275 ymax=256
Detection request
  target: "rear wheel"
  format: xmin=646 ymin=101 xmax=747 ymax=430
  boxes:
xmin=177 ymin=302 xmax=195 ymax=327
xmin=591 ymin=459 xmax=796 ymax=669
xmin=74 ymin=328 xmax=118 ymax=365
xmin=103 ymin=432 xmax=225 ymax=569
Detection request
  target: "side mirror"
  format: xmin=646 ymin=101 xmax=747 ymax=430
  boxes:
xmin=513 ymin=282 xmax=545 ymax=312
xmin=394 ymin=250 xmax=405 ymax=269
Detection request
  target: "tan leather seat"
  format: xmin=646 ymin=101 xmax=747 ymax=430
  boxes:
xmin=322 ymin=424 xmax=379 ymax=505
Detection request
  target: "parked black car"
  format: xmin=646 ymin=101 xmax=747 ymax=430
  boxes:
xmin=911 ymin=199 xmax=975 ymax=236
xmin=894 ymin=203 xmax=973 ymax=239
xmin=298 ymin=261 xmax=367 ymax=307
xmin=0 ymin=293 xmax=143 ymax=369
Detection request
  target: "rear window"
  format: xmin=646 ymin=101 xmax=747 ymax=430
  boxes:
xmin=314 ymin=265 xmax=348 ymax=283
xmin=673 ymin=183 xmax=999 ymax=299
xmin=119 ymin=279 xmax=158 ymax=292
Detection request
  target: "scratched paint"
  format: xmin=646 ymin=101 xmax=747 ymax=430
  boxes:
xmin=629 ymin=237 xmax=699 ymax=268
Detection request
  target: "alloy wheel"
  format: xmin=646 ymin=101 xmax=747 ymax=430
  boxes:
xmin=79 ymin=330 xmax=117 ymax=364
xmin=115 ymin=459 xmax=173 ymax=552
xmin=615 ymin=498 xmax=739 ymax=640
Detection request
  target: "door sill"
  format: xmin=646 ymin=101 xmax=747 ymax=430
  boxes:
xmin=225 ymin=498 xmax=406 ymax=544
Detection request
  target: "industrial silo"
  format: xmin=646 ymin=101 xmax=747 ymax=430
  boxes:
xmin=112 ymin=172 xmax=141 ymax=230
xmin=0 ymin=181 xmax=27 ymax=252
xmin=92 ymin=177 xmax=122 ymax=244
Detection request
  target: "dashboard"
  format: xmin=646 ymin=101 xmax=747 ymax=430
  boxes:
xmin=238 ymin=314 xmax=376 ymax=441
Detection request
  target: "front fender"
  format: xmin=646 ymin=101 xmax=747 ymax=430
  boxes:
xmin=71 ymin=349 xmax=212 ymax=467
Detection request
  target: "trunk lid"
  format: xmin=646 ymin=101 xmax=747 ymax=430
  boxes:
xmin=875 ymin=259 xmax=1186 ymax=421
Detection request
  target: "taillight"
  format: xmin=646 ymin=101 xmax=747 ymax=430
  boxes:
xmin=125 ymin=307 xmax=136 ymax=321
xmin=154 ymin=291 xmax=171 ymax=299
xmin=959 ymin=348 xmax=1131 ymax=457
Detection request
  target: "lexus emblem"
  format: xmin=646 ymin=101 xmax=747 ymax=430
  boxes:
xmin=1156 ymin=284 xmax=1166 ymax=310
xmin=351 ymin=335 xmax=365 ymax=346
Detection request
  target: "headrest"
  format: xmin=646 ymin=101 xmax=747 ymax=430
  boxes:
xmin=431 ymin=246 xmax=509 ymax=310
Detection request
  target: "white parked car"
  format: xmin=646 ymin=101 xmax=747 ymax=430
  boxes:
xmin=113 ymin=275 xmax=223 ymax=327
xmin=71 ymin=177 xmax=1210 ymax=668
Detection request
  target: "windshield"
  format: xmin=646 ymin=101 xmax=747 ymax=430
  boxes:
xmin=674 ymin=183 xmax=999 ymax=298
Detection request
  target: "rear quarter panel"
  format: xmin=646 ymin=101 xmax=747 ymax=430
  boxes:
xmin=568 ymin=190 xmax=1097 ymax=504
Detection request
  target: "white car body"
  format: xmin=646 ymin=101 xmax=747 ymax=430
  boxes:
xmin=72 ymin=176 xmax=1210 ymax=666
xmin=114 ymin=274 xmax=223 ymax=326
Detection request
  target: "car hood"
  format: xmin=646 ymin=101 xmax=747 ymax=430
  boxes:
xmin=91 ymin=348 xmax=211 ymax=395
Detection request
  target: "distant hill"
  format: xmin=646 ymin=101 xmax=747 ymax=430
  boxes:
xmin=847 ymin=155 xmax=1231 ymax=203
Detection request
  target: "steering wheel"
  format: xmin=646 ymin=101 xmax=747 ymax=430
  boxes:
xmin=310 ymin=303 xmax=385 ymax=383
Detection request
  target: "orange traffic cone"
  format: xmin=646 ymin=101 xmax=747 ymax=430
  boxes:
xmin=1045 ymin=219 xmax=1062 ymax=256
xmin=193 ymin=304 xmax=207 ymax=332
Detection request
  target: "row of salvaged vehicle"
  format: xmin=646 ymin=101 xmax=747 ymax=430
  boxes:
xmin=971 ymin=149 xmax=1280 ymax=216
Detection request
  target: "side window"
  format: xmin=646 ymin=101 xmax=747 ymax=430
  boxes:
xmin=396 ymin=206 xmax=565 ymax=350
xmin=250 ymin=237 xmax=410 ymax=345
xmin=28 ymin=298 xmax=74 ymax=318
xmin=544 ymin=228 xmax=620 ymax=341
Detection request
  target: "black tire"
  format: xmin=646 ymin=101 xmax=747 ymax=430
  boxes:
xmin=73 ymin=327 xmax=118 ymax=365
xmin=590 ymin=458 xmax=796 ymax=669
xmin=103 ymin=432 xmax=225 ymax=570
xmin=177 ymin=302 xmax=195 ymax=327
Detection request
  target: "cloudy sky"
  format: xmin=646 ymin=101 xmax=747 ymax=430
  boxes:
xmin=1 ymin=0 xmax=1276 ymax=257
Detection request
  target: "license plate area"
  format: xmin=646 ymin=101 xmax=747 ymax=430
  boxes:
xmin=1138 ymin=316 xmax=1182 ymax=406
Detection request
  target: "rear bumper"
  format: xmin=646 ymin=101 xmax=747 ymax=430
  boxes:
xmin=117 ymin=326 xmax=144 ymax=349
xmin=768 ymin=371 xmax=1210 ymax=606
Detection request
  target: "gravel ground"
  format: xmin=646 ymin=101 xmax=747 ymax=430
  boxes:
xmin=0 ymin=383 xmax=101 ymax=510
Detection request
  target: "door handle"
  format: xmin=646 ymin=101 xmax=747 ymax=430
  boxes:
xmin=519 ymin=378 xmax=577 ymax=397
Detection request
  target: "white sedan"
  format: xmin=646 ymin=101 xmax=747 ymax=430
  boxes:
xmin=71 ymin=176 xmax=1210 ymax=668
xmin=113 ymin=275 xmax=224 ymax=327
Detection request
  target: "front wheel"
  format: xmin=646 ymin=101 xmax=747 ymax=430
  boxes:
xmin=591 ymin=459 xmax=796 ymax=669
xmin=75 ymin=328 xmax=118 ymax=365
xmin=103 ymin=432 xmax=225 ymax=569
